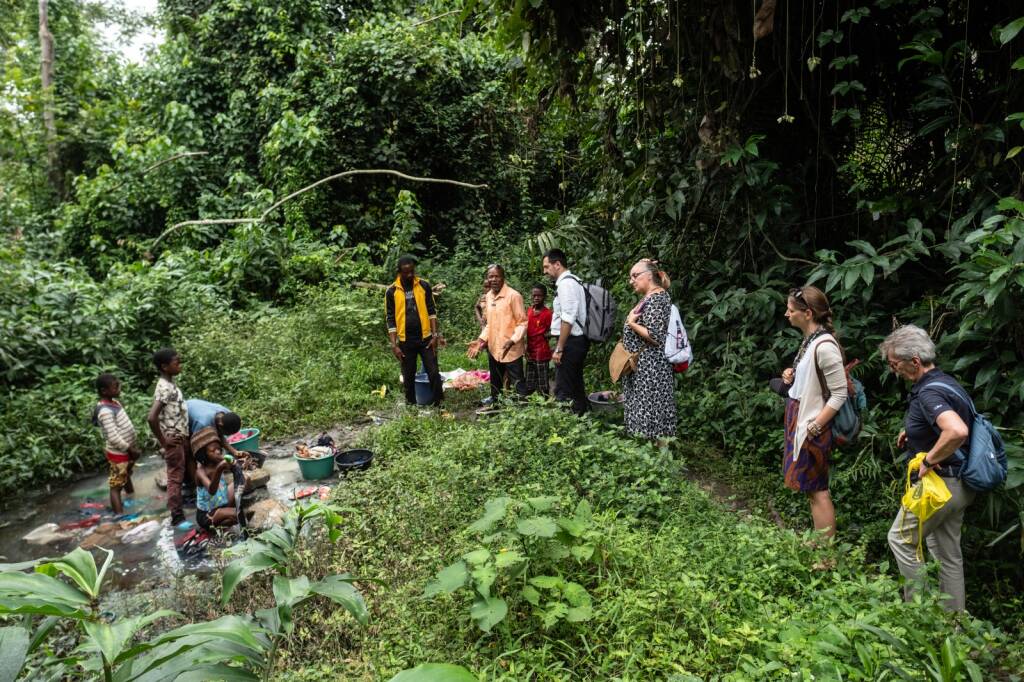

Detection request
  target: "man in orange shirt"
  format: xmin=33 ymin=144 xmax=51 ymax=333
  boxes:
xmin=468 ymin=264 xmax=528 ymax=403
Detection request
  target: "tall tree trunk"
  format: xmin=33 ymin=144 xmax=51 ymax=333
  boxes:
xmin=38 ymin=0 xmax=61 ymax=196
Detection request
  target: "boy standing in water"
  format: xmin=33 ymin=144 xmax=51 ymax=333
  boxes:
xmin=525 ymin=284 xmax=553 ymax=396
xmin=93 ymin=373 xmax=141 ymax=514
xmin=147 ymin=348 xmax=190 ymax=526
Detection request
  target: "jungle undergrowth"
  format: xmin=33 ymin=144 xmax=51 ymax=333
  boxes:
xmin=172 ymin=403 xmax=1022 ymax=681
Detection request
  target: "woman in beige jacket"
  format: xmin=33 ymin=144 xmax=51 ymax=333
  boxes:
xmin=779 ymin=286 xmax=848 ymax=539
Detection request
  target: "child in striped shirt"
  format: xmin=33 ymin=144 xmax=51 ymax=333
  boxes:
xmin=93 ymin=373 xmax=141 ymax=514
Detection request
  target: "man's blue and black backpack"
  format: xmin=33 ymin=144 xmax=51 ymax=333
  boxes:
xmin=926 ymin=381 xmax=1008 ymax=492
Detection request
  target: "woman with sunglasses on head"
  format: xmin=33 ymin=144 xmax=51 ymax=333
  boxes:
xmin=780 ymin=285 xmax=848 ymax=540
xmin=621 ymin=259 xmax=676 ymax=442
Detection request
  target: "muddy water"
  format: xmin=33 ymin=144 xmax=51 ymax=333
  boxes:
xmin=0 ymin=430 xmax=367 ymax=591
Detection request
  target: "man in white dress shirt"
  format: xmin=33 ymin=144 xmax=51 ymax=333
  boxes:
xmin=542 ymin=249 xmax=589 ymax=414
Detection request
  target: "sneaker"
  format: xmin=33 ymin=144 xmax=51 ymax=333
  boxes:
xmin=479 ymin=396 xmax=496 ymax=407
xmin=170 ymin=512 xmax=186 ymax=527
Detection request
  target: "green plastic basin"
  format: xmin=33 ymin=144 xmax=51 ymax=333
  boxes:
xmin=295 ymin=453 xmax=334 ymax=480
xmin=231 ymin=428 xmax=261 ymax=452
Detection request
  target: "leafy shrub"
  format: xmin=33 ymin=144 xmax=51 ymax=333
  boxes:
xmin=0 ymin=547 xmax=264 ymax=680
xmin=0 ymin=245 xmax=222 ymax=498
xmin=0 ymin=501 xmax=367 ymax=681
xmin=173 ymin=285 xmax=397 ymax=435
xmin=221 ymin=501 xmax=368 ymax=674
xmin=0 ymin=242 xmax=222 ymax=386
xmin=369 ymin=403 xmax=684 ymax=523
xmin=424 ymin=496 xmax=603 ymax=632
xmin=0 ymin=365 xmax=114 ymax=497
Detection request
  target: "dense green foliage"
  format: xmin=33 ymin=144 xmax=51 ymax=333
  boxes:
xmin=2 ymin=0 xmax=1024 ymax=676
xmin=213 ymin=405 xmax=1018 ymax=680
xmin=0 ymin=246 xmax=219 ymax=493
xmin=468 ymin=0 xmax=1024 ymax=547
xmin=423 ymin=495 xmax=604 ymax=633
xmin=175 ymin=286 xmax=393 ymax=433
xmin=0 ymin=546 xmax=265 ymax=680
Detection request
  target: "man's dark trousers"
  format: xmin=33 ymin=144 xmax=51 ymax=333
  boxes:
xmin=554 ymin=335 xmax=589 ymax=414
xmin=487 ymin=352 xmax=526 ymax=399
xmin=400 ymin=337 xmax=443 ymax=406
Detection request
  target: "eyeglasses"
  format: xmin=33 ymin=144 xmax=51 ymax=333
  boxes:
xmin=887 ymin=356 xmax=915 ymax=371
xmin=629 ymin=270 xmax=652 ymax=281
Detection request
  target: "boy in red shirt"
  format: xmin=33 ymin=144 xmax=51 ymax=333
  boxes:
xmin=525 ymin=284 xmax=553 ymax=396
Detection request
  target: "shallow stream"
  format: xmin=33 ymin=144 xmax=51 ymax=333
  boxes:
xmin=0 ymin=427 xmax=366 ymax=592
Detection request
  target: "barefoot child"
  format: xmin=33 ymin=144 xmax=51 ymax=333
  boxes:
xmin=147 ymin=348 xmax=190 ymax=526
xmin=525 ymin=284 xmax=553 ymax=396
xmin=194 ymin=440 xmax=238 ymax=531
xmin=93 ymin=373 xmax=141 ymax=514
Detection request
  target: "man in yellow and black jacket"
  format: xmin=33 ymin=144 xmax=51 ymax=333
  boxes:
xmin=385 ymin=255 xmax=444 ymax=406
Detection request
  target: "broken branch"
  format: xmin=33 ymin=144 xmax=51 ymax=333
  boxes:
xmin=150 ymin=218 xmax=260 ymax=250
xmin=259 ymin=169 xmax=488 ymax=220
xmin=152 ymin=168 xmax=488 ymax=252
xmin=108 ymin=151 xmax=208 ymax=194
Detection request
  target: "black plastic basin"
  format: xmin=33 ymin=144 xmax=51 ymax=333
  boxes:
xmin=335 ymin=449 xmax=374 ymax=473
xmin=588 ymin=391 xmax=623 ymax=412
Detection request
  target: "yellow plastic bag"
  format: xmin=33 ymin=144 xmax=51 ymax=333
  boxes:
xmin=900 ymin=452 xmax=952 ymax=560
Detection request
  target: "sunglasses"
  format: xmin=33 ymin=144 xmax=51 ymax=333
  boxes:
xmin=789 ymin=287 xmax=810 ymax=309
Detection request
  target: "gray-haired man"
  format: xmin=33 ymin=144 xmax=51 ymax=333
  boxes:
xmin=880 ymin=324 xmax=975 ymax=612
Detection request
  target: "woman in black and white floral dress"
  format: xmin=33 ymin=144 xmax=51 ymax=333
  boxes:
xmin=621 ymin=260 xmax=676 ymax=440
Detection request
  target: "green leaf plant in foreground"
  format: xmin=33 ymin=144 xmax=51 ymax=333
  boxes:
xmin=388 ymin=663 xmax=477 ymax=682
xmin=424 ymin=496 xmax=604 ymax=633
xmin=0 ymin=502 xmax=367 ymax=681
xmin=0 ymin=548 xmax=264 ymax=681
xmin=221 ymin=500 xmax=368 ymax=678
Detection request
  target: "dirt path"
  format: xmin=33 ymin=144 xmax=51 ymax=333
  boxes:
xmin=682 ymin=459 xmax=788 ymax=529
